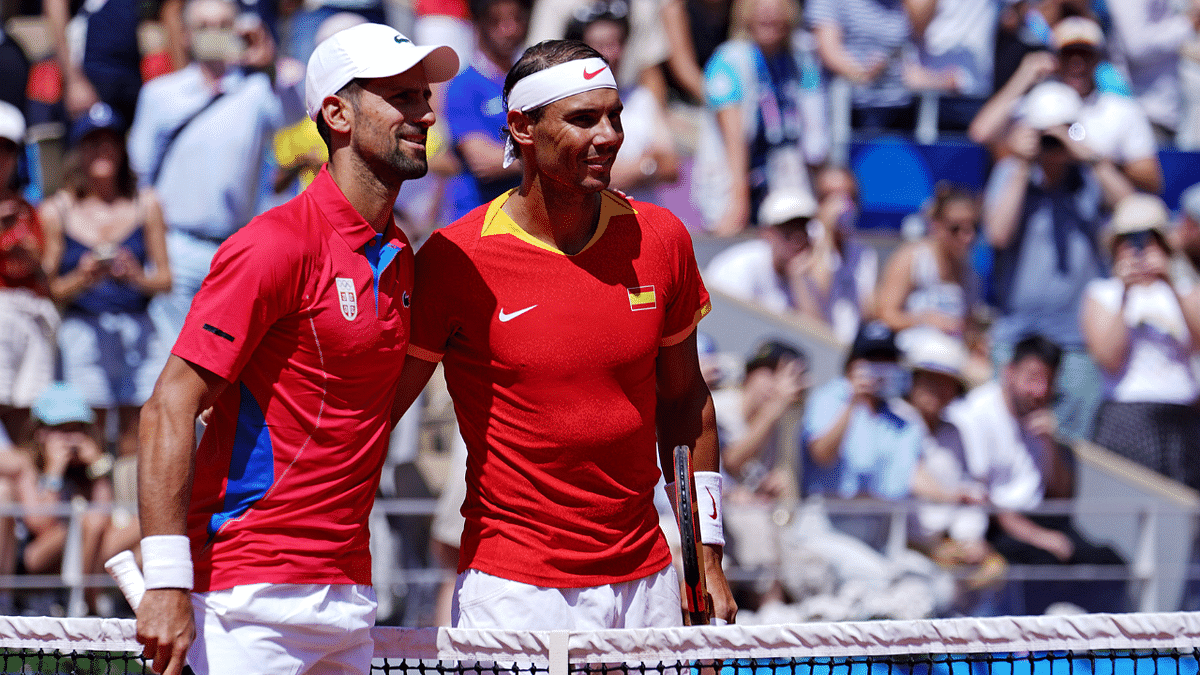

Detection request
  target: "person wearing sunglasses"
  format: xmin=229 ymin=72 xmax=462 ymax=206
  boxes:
xmin=1080 ymin=193 xmax=1200 ymax=491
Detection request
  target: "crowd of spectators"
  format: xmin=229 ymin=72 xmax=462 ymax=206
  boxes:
xmin=0 ymin=0 xmax=1199 ymax=623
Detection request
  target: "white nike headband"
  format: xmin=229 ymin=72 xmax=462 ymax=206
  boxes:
xmin=502 ymin=57 xmax=618 ymax=168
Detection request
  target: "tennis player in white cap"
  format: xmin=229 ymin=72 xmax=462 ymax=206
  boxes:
xmin=135 ymin=23 xmax=456 ymax=675
xmin=391 ymin=39 xmax=736 ymax=629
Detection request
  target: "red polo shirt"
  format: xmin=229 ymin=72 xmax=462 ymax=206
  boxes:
xmin=173 ymin=166 xmax=413 ymax=592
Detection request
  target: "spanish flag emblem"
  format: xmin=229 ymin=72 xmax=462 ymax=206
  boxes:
xmin=628 ymin=285 xmax=656 ymax=311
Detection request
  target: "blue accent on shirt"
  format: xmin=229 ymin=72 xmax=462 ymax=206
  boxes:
xmin=363 ymin=233 xmax=403 ymax=313
xmin=208 ymin=382 xmax=276 ymax=539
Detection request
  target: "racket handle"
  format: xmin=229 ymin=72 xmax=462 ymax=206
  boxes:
xmin=104 ymin=550 xmax=145 ymax=611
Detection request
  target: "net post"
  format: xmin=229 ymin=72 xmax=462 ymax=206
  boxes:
xmin=549 ymin=630 xmax=569 ymax=675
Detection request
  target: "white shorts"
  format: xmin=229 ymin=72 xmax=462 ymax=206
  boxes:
xmin=189 ymin=583 xmax=376 ymax=675
xmin=0 ymin=289 xmax=58 ymax=407
xmin=58 ymin=310 xmax=158 ymax=407
xmin=452 ymin=565 xmax=682 ymax=630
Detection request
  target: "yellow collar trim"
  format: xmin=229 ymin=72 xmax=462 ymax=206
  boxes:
xmin=480 ymin=190 xmax=637 ymax=255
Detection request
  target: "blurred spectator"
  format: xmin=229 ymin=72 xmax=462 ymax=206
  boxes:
xmin=717 ymin=339 xmax=807 ymax=609
xmin=413 ymin=0 xmax=475 ymax=77
xmin=705 ymin=189 xmax=819 ymax=319
xmin=1106 ymin=0 xmax=1200 ymax=145
xmin=982 ymin=80 xmax=1131 ymax=441
xmin=803 ymin=166 xmax=877 ymax=344
xmin=692 ymin=0 xmax=826 ymax=236
xmin=1176 ymin=182 xmax=1200 ymax=280
xmin=801 ymin=321 xmax=920 ymax=506
xmin=0 ymin=102 xmax=57 ymax=447
xmin=569 ymin=0 xmax=680 ymax=202
xmin=41 ymin=0 xmax=176 ymax=125
xmin=531 ymin=0 xmax=669 ymax=90
xmin=906 ymin=0 xmax=1001 ymax=131
xmin=949 ymin=334 xmax=1127 ymax=615
xmin=1082 ymin=193 xmax=1200 ymax=491
xmin=21 ymin=383 xmax=138 ymax=616
xmin=0 ymin=24 xmax=31 ymax=114
xmin=441 ymin=0 xmax=529 ymax=222
xmin=39 ymin=103 xmax=171 ymax=459
xmin=970 ymin=17 xmax=1162 ymax=195
xmin=662 ymin=0 xmax=733 ymax=104
xmin=877 ymin=182 xmax=983 ymax=363
xmin=806 ymin=0 xmax=914 ymax=132
xmin=268 ymin=12 xmax=367 ymax=204
xmin=286 ymin=0 xmax=387 ymax=65
xmin=894 ymin=332 xmax=1004 ymax=614
xmin=129 ymin=0 xmax=306 ymax=366
xmin=1181 ymin=24 xmax=1200 ymax=149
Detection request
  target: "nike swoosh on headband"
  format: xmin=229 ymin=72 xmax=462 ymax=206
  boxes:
xmin=583 ymin=65 xmax=607 ymax=80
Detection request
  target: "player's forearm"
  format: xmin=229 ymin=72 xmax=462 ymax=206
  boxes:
xmin=137 ymin=392 xmax=197 ymax=537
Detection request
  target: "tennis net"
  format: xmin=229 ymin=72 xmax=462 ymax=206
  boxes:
xmin=2 ymin=612 xmax=1200 ymax=675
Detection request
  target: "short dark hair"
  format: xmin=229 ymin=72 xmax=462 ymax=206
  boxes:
xmin=314 ymin=80 xmax=363 ymax=154
xmin=469 ymin=0 xmax=532 ymax=23
xmin=501 ymin=40 xmax=607 ymax=161
xmin=1011 ymin=334 xmax=1063 ymax=372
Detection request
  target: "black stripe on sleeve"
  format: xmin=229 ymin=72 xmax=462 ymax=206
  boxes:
xmin=202 ymin=324 xmax=235 ymax=342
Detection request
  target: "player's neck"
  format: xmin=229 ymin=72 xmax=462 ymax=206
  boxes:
xmin=328 ymin=153 xmax=401 ymax=233
xmin=506 ymin=179 xmax=601 ymax=255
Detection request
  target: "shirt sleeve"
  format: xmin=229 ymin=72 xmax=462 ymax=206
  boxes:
xmin=443 ymin=74 xmax=495 ymax=143
xmin=171 ymin=221 xmax=306 ymax=381
xmin=803 ymin=379 xmax=850 ymax=444
xmin=407 ymin=232 xmax=459 ymax=362
xmin=704 ymin=44 xmax=745 ymax=110
xmin=1117 ymin=100 xmax=1158 ymax=163
xmin=658 ymin=208 xmax=712 ymax=347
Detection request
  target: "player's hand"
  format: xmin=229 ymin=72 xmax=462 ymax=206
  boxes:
xmin=702 ymin=544 xmax=737 ymax=625
xmin=136 ymin=588 xmax=195 ymax=675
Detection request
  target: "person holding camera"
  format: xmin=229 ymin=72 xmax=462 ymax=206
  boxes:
xmin=20 ymin=382 xmax=138 ymax=615
xmin=982 ymin=77 xmax=1133 ymax=442
xmin=127 ymin=0 xmax=307 ymax=379
xmin=1081 ymin=193 xmax=1200 ymax=490
xmin=39 ymin=103 xmax=171 ymax=461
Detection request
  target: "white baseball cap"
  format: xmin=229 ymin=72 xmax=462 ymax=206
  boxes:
xmin=759 ymin=189 xmax=818 ymax=228
xmin=1019 ymin=80 xmax=1082 ymax=130
xmin=305 ymin=23 xmax=459 ymax=121
xmin=0 ymin=100 xmax=26 ymax=145
xmin=903 ymin=330 xmax=968 ymax=389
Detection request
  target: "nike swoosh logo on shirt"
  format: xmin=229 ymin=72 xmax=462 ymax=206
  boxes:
xmin=498 ymin=305 xmax=538 ymax=322
xmin=583 ymin=66 xmax=607 ymax=80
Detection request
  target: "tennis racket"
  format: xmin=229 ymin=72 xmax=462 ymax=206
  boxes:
xmin=673 ymin=445 xmax=712 ymax=626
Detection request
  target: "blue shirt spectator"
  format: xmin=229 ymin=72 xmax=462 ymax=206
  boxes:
xmin=443 ymin=56 xmax=518 ymax=221
xmin=801 ymin=322 xmax=922 ymax=501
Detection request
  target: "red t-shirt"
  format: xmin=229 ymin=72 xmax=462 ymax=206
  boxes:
xmin=408 ymin=190 xmax=710 ymax=587
xmin=173 ymin=167 xmax=413 ymax=592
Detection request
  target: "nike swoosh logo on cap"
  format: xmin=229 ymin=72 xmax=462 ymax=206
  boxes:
xmin=583 ymin=65 xmax=607 ymax=80
xmin=498 ymin=305 xmax=538 ymax=322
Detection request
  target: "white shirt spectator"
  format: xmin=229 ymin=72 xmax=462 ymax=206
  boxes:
xmin=948 ymin=381 xmax=1050 ymax=512
xmin=1107 ymin=0 xmax=1195 ymax=132
xmin=705 ymin=239 xmax=794 ymax=313
xmin=1084 ymin=277 xmax=1200 ymax=404
xmin=917 ymin=0 xmax=999 ymax=97
xmin=1074 ymin=90 xmax=1159 ymax=165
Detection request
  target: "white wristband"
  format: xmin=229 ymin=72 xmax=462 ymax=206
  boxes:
xmin=694 ymin=471 xmax=724 ymax=546
xmin=141 ymin=535 xmax=194 ymax=590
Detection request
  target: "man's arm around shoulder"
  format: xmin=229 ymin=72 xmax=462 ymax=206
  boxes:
xmin=136 ymin=355 xmax=227 ymax=675
xmin=656 ymin=332 xmax=737 ymax=624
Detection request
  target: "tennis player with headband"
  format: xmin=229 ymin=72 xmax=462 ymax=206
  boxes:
xmin=392 ymin=39 xmax=736 ymax=629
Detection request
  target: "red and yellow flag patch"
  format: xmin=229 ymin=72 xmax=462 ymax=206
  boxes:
xmin=628 ymin=285 xmax=656 ymax=311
